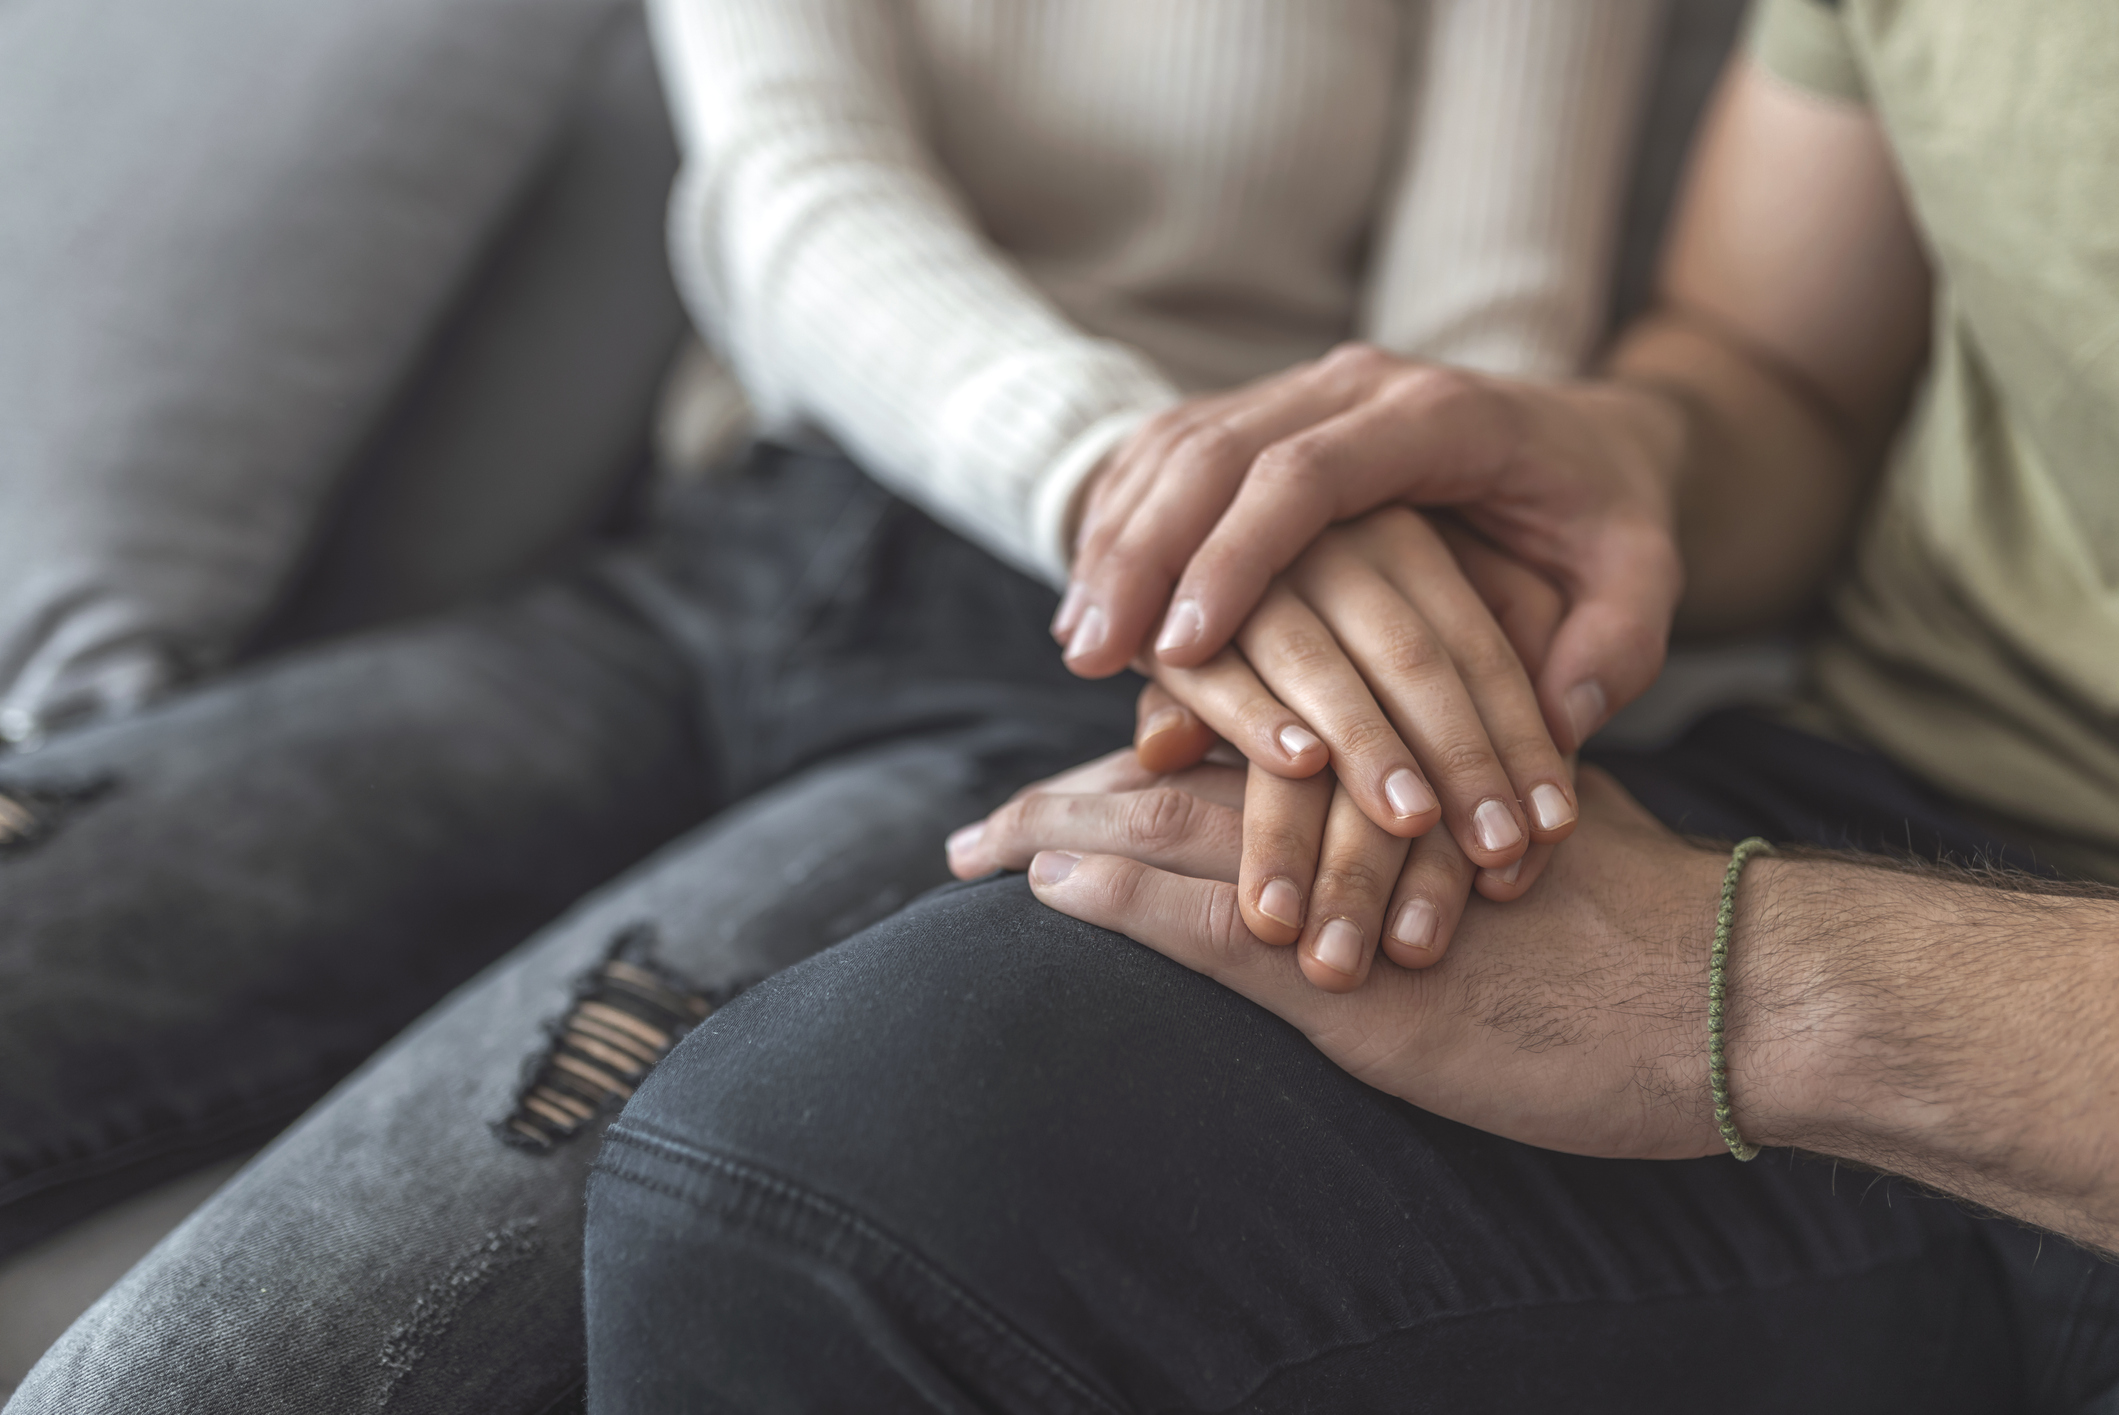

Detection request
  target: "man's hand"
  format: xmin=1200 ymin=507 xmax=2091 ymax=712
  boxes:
xmin=996 ymin=766 xmax=1732 ymax=1156
xmin=990 ymin=759 xmax=2119 ymax=1253
xmin=1056 ymin=348 xmax=1686 ymax=754
xmin=953 ymin=748 xmax=1549 ymax=993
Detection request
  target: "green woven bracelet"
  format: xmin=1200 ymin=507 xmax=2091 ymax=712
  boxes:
xmin=1710 ymin=837 xmax=1774 ymax=1162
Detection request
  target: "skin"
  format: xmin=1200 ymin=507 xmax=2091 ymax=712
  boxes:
xmin=1017 ymin=767 xmax=2119 ymax=1256
xmin=997 ymin=58 xmax=1935 ymax=985
xmin=958 ymin=514 xmax=1569 ymax=990
xmin=947 ymin=62 xmax=2119 ymax=1247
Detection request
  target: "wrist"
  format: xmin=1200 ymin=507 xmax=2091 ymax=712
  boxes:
xmin=1724 ymin=856 xmax=2119 ymax=1248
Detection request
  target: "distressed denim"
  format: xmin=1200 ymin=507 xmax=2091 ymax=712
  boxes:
xmin=1 ymin=446 xmax=1136 ymax=1414
xmin=584 ymin=713 xmax=2119 ymax=1413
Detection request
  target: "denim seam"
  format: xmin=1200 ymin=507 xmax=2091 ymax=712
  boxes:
xmin=597 ymin=1123 xmax=1126 ymax=1415
xmin=1194 ymin=1230 xmax=1997 ymax=1414
xmin=0 ymin=1074 xmax=328 ymax=1207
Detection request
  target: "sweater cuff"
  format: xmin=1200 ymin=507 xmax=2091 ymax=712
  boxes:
xmin=1025 ymin=406 xmax=1165 ymax=588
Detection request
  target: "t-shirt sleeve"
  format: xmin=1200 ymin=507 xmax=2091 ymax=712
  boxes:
xmin=1745 ymin=0 xmax=1869 ymax=104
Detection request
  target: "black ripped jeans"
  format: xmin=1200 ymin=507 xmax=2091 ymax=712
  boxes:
xmin=0 ymin=446 xmax=1137 ymax=1415
xmin=582 ymin=713 xmax=2119 ymax=1414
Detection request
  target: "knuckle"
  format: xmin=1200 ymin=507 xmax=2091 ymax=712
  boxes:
xmin=1172 ymin=420 xmax=1247 ymax=473
xmin=1431 ymin=736 xmax=1504 ymax=785
xmin=1251 ymin=439 xmax=1325 ymax=492
xmin=1327 ymin=714 xmax=1403 ymax=762
xmin=1373 ymin=620 xmax=1450 ymax=676
xmin=1200 ymin=884 xmax=1260 ymax=965
xmin=1266 ymin=625 xmax=1344 ymax=677
xmin=1452 ymin=629 xmax=1525 ymax=685
xmin=1391 ymin=362 xmax=1478 ymax=410
xmin=1315 ymin=857 xmax=1392 ymax=902
xmin=1319 ymin=341 xmax=1388 ymax=379
xmin=1124 ymin=787 xmax=1198 ymax=850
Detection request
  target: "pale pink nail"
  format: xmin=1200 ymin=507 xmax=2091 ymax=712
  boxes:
xmin=1473 ymin=799 xmax=1523 ymax=854
xmin=1052 ymin=582 xmax=1087 ymax=638
xmin=1155 ymin=598 xmax=1205 ymax=655
xmin=1277 ymin=724 xmax=1321 ymax=759
xmin=1564 ymin=679 xmax=1608 ymax=746
xmin=1064 ymin=605 xmax=1109 ymax=662
xmin=1391 ymin=899 xmax=1438 ymax=950
xmin=1485 ymin=858 xmax=1524 ymax=886
xmin=1313 ymin=918 xmax=1363 ymax=975
xmin=1384 ymin=768 xmax=1436 ymax=820
xmin=1529 ymin=782 xmax=1574 ymax=833
xmin=1257 ymin=877 xmax=1303 ymax=928
xmin=1029 ymin=851 xmax=1081 ymax=886
xmin=945 ymin=823 xmax=985 ymax=859
xmin=1140 ymin=707 xmax=1185 ymax=740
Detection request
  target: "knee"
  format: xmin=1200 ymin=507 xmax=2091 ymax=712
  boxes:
xmin=583 ymin=870 xmax=1305 ymax=1280
xmin=600 ymin=874 xmax=1236 ymax=1188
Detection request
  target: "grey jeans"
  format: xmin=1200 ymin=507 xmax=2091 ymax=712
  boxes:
xmin=0 ymin=446 xmax=1136 ymax=1414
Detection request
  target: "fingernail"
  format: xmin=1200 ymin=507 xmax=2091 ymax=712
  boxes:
xmin=1313 ymin=918 xmax=1364 ymax=975
xmin=1565 ymin=679 xmax=1608 ymax=745
xmin=1029 ymin=851 xmax=1081 ymax=886
xmin=1141 ymin=707 xmax=1185 ymax=742
xmin=1257 ymin=877 xmax=1303 ymax=928
xmin=1529 ymin=782 xmax=1575 ymax=833
xmin=1384 ymin=768 xmax=1436 ymax=820
xmin=1277 ymin=724 xmax=1322 ymax=760
xmin=1052 ymin=582 xmax=1087 ymax=638
xmin=1064 ymin=605 xmax=1109 ymax=662
xmin=1155 ymin=598 xmax=1204 ymax=655
xmin=1485 ymin=858 xmax=1524 ymax=886
xmin=1390 ymin=898 xmax=1438 ymax=951
xmin=945 ymin=823 xmax=985 ymax=858
xmin=1473 ymin=798 xmax=1523 ymax=854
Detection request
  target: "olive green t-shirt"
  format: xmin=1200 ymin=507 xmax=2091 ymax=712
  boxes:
xmin=1750 ymin=0 xmax=2119 ymax=874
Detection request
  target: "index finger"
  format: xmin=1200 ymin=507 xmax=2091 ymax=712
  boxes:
xmin=1153 ymin=361 xmax=1513 ymax=670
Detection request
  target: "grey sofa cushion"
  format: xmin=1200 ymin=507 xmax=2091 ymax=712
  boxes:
xmin=261 ymin=7 xmax=688 ymax=647
xmin=0 ymin=0 xmax=634 ymax=742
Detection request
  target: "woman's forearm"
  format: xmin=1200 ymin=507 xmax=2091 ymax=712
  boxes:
xmin=647 ymin=0 xmax=1176 ymax=584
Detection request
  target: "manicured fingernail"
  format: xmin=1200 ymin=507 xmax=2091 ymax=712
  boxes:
xmin=1384 ymin=768 xmax=1436 ymax=820
xmin=1155 ymin=598 xmax=1204 ymax=655
xmin=1064 ymin=605 xmax=1109 ymax=662
xmin=1529 ymin=782 xmax=1575 ymax=833
xmin=1473 ymin=798 xmax=1523 ymax=854
xmin=1052 ymin=582 xmax=1087 ymax=638
xmin=1565 ymin=679 xmax=1608 ymax=745
xmin=1390 ymin=898 xmax=1438 ymax=951
xmin=945 ymin=823 xmax=985 ymax=858
xmin=1313 ymin=918 xmax=1363 ymax=975
xmin=1029 ymin=851 xmax=1081 ymax=886
xmin=1257 ymin=877 xmax=1303 ymax=928
xmin=1485 ymin=858 xmax=1524 ymax=886
xmin=1277 ymin=724 xmax=1321 ymax=760
xmin=1140 ymin=707 xmax=1185 ymax=743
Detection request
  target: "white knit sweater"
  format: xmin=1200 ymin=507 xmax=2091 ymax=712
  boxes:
xmin=647 ymin=0 xmax=1664 ymax=584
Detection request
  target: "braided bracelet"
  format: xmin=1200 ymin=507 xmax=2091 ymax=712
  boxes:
xmin=1710 ymin=837 xmax=1774 ymax=1161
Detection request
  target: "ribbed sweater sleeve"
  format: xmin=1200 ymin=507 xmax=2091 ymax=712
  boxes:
xmin=1361 ymin=0 xmax=1666 ymax=377
xmin=645 ymin=0 xmax=1179 ymax=585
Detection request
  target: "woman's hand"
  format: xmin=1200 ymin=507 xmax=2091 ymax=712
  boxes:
xmin=1136 ymin=504 xmax=1576 ymax=876
xmin=1055 ymin=343 xmax=1686 ymax=755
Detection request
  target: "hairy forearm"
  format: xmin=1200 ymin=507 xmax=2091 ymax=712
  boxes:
xmin=1605 ymin=311 xmax=1879 ymax=637
xmin=1731 ymin=856 xmax=2119 ymax=1253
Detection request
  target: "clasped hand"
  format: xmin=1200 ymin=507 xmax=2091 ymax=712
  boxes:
xmin=953 ymin=503 xmax=1576 ymax=989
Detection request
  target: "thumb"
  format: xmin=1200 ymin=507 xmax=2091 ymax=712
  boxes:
xmin=1535 ymin=524 xmax=1682 ymax=752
